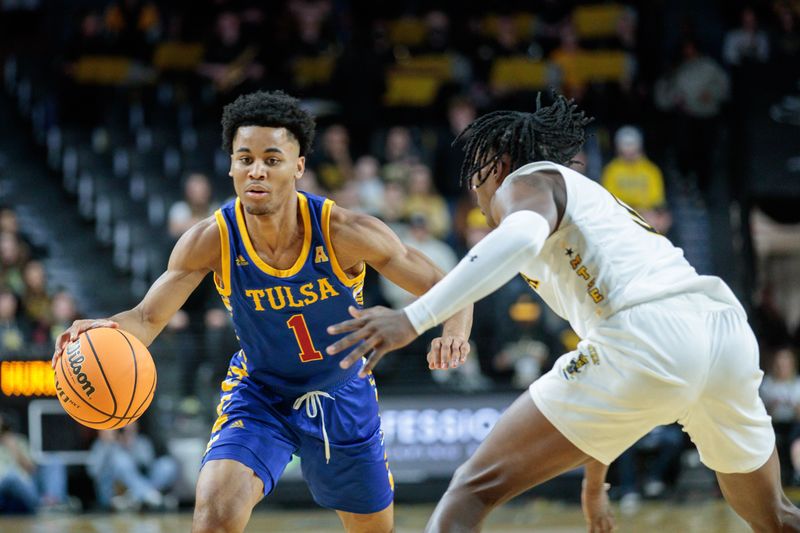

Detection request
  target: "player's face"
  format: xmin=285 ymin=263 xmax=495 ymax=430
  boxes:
xmin=229 ymin=126 xmax=305 ymax=216
xmin=468 ymin=161 xmax=501 ymax=228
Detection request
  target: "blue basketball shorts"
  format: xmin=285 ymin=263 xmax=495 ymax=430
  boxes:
xmin=201 ymin=352 xmax=394 ymax=514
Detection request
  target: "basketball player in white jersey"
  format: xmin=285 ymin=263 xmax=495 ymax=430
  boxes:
xmin=326 ymin=95 xmax=800 ymax=532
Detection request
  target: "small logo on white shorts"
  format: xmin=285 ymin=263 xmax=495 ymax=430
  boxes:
xmin=561 ymin=345 xmax=600 ymax=381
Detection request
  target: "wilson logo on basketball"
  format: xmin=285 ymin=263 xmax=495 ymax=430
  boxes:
xmin=66 ymin=341 xmax=96 ymax=397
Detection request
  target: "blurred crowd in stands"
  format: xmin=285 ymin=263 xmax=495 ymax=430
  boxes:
xmin=1 ymin=0 xmax=800 ymax=513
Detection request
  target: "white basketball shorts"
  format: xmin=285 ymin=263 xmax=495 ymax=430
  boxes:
xmin=529 ymin=293 xmax=775 ymax=474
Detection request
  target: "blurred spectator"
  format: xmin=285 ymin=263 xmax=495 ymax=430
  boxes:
xmin=492 ymin=289 xmax=555 ymax=389
xmin=330 ymin=179 xmax=360 ymax=210
xmin=0 ymin=232 xmax=28 ymax=295
xmin=380 ymin=181 xmax=410 ymax=235
xmin=550 ymin=24 xmax=587 ymax=100
xmin=601 ymin=126 xmax=672 ymax=235
xmin=197 ymin=11 xmax=263 ymax=94
xmin=0 ymin=207 xmax=35 ymax=256
xmin=0 ymin=412 xmax=37 ymax=514
xmin=380 ymin=213 xmax=457 ymax=309
xmin=352 ymin=155 xmax=385 ymax=217
xmin=772 ymin=2 xmax=800 ymax=66
xmin=311 ymin=124 xmax=354 ymax=191
xmin=381 ymin=126 xmax=421 ymax=184
xmin=21 ymin=261 xmax=51 ymax=350
xmin=655 ymin=40 xmax=730 ymax=197
xmin=615 ymin=424 xmax=685 ymax=514
xmin=103 ymin=0 xmax=162 ymax=56
xmin=0 ymin=412 xmax=71 ymax=514
xmin=760 ymin=346 xmax=800 ymax=482
xmin=297 ymin=167 xmax=325 ymax=196
xmin=286 ymin=0 xmax=336 ymax=56
xmin=435 ymin=95 xmax=476 ymax=199
xmin=404 ymin=164 xmax=451 ymax=239
xmin=168 ymin=173 xmax=214 ymax=239
xmin=88 ymin=423 xmax=179 ymax=511
xmin=533 ymin=0 xmax=574 ymax=54
xmin=0 ymin=289 xmax=26 ymax=358
xmin=48 ymin=290 xmax=80 ymax=347
xmin=723 ymin=7 xmax=770 ymax=66
xmin=21 ymin=261 xmax=50 ymax=326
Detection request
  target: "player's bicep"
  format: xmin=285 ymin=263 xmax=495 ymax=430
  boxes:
xmin=333 ymin=209 xmax=446 ymax=295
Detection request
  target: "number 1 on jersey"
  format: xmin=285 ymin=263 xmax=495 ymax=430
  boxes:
xmin=287 ymin=314 xmax=324 ymax=363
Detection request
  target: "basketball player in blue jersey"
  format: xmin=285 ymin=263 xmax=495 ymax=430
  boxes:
xmin=327 ymin=95 xmax=800 ymax=533
xmin=52 ymin=90 xmax=472 ymax=533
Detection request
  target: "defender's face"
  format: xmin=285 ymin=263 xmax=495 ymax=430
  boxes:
xmin=229 ymin=126 xmax=305 ymax=216
xmin=468 ymin=163 xmax=500 ymax=228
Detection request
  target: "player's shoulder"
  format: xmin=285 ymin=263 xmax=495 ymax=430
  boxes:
xmin=328 ymin=204 xmax=385 ymax=237
xmin=170 ymin=216 xmax=220 ymax=271
xmin=328 ymin=204 xmax=401 ymax=256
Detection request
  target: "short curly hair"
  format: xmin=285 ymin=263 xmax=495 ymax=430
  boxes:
xmin=221 ymin=90 xmax=316 ymax=156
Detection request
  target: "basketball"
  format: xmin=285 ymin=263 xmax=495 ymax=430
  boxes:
xmin=53 ymin=327 xmax=157 ymax=430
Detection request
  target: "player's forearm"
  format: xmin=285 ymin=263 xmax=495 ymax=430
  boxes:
xmin=403 ymin=210 xmax=549 ymax=334
xmin=441 ymin=305 xmax=473 ymax=339
xmin=110 ymin=307 xmax=167 ymax=347
xmin=583 ymin=459 xmax=609 ymax=493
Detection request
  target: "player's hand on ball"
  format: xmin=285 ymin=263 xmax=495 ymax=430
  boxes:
xmin=427 ymin=336 xmax=471 ymax=370
xmin=327 ymin=306 xmax=417 ymax=377
xmin=52 ymin=319 xmax=119 ymax=368
xmin=581 ymin=482 xmax=616 ymax=533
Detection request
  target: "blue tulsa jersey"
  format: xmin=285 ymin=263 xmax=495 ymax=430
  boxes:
xmin=212 ymin=191 xmax=365 ymax=396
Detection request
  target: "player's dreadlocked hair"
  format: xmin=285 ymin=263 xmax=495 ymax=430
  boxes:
xmin=455 ymin=93 xmax=593 ymax=189
xmin=221 ymin=90 xmax=316 ymax=156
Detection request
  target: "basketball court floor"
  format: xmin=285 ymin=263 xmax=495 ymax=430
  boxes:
xmin=1 ymin=500 xmax=751 ymax=532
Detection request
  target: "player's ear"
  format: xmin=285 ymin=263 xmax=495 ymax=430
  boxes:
xmin=295 ymin=156 xmax=305 ymax=180
xmin=495 ymin=154 xmax=512 ymax=184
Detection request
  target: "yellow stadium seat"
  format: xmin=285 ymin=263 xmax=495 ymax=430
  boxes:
xmin=292 ymin=54 xmax=337 ymax=88
xmin=489 ymin=56 xmax=549 ymax=91
xmin=383 ymin=70 xmax=441 ymax=107
xmin=578 ymin=50 xmax=631 ymax=83
xmin=388 ymin=17 xmax=427 ymax=46
xmin=573 ymin=4 xmax=625 ymax=39
xmin=394 ymin=54 xmax=454 ymax=80
xmin=153 ymin=42 xmax=204 ymax=71
xmin=72 ymin=56 xmax=132 ymax=85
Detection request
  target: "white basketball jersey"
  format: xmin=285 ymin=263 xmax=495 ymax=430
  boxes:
xmin=516 ymin=161 xmax=743 ymax=338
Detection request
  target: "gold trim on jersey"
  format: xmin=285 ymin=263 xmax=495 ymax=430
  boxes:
xmin=234 ymin=192 xmax=312 ymax=278
xmin=321 ymin=199 xmax=366 ymax=289
xmin=213 ymin=209 xmax=232 ymax=297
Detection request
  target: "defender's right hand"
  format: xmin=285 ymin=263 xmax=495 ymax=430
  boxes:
xmin=52 ymin=319 xmax=119 ymax=368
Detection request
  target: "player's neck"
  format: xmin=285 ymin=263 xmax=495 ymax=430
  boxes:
xmin=244 ymin=195 xmax=301 ymax=254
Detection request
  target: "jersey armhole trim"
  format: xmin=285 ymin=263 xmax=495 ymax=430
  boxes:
xmin=214 ymin=209 xmax=232 ymax=297
xmin=321 ymin=199 xmax=366 ymax=288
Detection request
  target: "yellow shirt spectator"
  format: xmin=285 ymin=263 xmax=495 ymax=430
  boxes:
xmin=601 ymin=156 xmax=665 ymax=211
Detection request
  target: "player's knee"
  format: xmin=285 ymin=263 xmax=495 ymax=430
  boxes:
xmin=447 ymin=462 xmax=507 ymax=508
xmin=193 ymin=492 xmax=247 ymax=533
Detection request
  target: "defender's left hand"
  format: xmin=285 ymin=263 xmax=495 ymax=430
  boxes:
xmin=581 ymin=482 xmax=616 ymax=533
xmin=427 ymin=336 xmax=470 ymax=370
xmin=327 ymin=306 xmax=418 ymax=377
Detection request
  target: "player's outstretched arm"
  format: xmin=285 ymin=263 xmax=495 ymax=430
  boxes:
xmin=327 ymin=171 xmax=561 ymax=375
xmin=52 ymin=218 xmax=219 ymax=366
xmin=325 ymin=206 xmax=472 ymax=373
